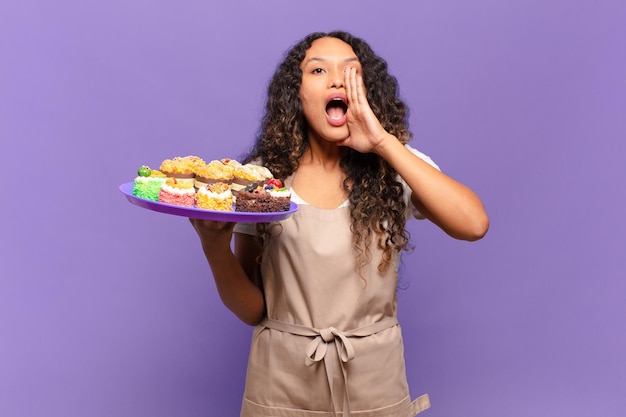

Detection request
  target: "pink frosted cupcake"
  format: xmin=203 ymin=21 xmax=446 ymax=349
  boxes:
xmin=158 ymin=178 xmax=195 ymax=207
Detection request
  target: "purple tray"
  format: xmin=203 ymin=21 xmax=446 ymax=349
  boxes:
xmin=119 ymin=182 xmax=297 ymax=223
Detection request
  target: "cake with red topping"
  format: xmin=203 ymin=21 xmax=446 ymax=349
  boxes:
xmin=235 ymin=179 xmax=291 ymax=213
xmin=132 ymin=165 xmax=167 ymax=201
xmin=158 ymin=178 xmax=195 ymax=207
xmin=196 ymin=182 xmax=234 ymax=211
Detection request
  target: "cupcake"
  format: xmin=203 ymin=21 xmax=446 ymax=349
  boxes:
xmin=159 ymin=155 xmax=205 ymax=187
xmin=234 ymin=179 xmax=291 ymax=213
xmin=132 ymin=165 xmax=167 ymax=201
xmin=194 ymin=160 xmax=235 ymax=190
xmin=196 ymin=182 xmax=234 ymax=211
xmin=231 ymin=163 xmax=274 ymax=194
xmin=264 ymin=179 xmax=291 ymax=211
xmin=158 ymin=177 xmax=195 ymax=207
xmin=220 ymin=158 xmax=242 ymax=170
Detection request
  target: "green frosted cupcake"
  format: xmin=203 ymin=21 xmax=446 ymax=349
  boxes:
xmin=132 ymin=165 xmax=167 ymax=201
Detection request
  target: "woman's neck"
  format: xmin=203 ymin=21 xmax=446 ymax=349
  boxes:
xmin=293 ymin=143 xmax=348 ymax=209
xmin=302 ymin=136 xmax=346 ymax=170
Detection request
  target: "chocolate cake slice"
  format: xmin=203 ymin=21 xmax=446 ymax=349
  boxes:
xmin=235 ymin=182 xmax=290 ymax=213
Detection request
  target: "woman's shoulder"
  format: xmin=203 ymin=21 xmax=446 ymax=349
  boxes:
xmin=404 ymin=143 xmax=440 ymax=170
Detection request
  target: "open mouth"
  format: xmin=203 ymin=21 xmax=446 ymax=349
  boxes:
xmin=325 ymin=98 xmax=348 ymax=120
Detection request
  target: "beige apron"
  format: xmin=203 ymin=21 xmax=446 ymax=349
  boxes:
xmin=240 ymin=197 xmax=430 ymax=417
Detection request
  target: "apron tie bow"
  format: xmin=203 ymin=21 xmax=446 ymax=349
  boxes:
xmin=305 ymin=327 xmax=356 ymax=366
xmin=260 ymin=317 xmax=398 ymax=417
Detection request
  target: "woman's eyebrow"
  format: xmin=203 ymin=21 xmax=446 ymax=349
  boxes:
xmin=303 ymin=57 xmax=359 ymax=65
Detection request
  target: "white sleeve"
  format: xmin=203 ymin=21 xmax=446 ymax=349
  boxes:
xmin=400 ymin=144 xmax=440 ymax=220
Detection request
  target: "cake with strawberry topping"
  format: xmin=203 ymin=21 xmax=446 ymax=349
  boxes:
xmin=235 ymin=179 xmax=291 ymax=213
xmin=132 ymin=165 xmax=167 ymax=201
xmin=196 ymin=182 xmax=234 ymax=211
xmin=158 ymin=177 xmax=195 ymax=207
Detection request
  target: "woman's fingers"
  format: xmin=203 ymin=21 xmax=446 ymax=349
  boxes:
xmin=345 ymin=66 xmax=366 ymax=110
xmin=345 ymin=67 xmax=358 ymax=109
xmin=189 ymin=218 xmax=236 ymax=235
xmin=189 ymin=218 xmax=237 ymax=253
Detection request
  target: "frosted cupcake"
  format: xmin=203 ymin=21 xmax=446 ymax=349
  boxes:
xmin=264 ymin=179 xmax=291 ymax=211
xmin=159 ymin=155 xmax=205 ymax=187
xmin=196 ymin=182 xmax=234 ymax=211
xmin=158 ymin=177 xmax=195 ymax=207
xmin=231 ymin=163 xmax=274 ymax=194
xmin=132 ymin=165 xmax=167 ymax=201
xmin=194 ymin=160 xmax=235 ymax=190
xmin=234 ymin=179 xmax=291 ymax=213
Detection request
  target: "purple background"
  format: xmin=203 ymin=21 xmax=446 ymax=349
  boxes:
xmin=2 ymin=1 xmax=625 ymax=416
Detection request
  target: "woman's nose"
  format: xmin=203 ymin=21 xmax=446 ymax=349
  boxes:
xmin=329 ymin=69 xmax=344 ymax=88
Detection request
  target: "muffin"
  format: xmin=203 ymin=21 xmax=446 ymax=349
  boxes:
xmin=194 ymin=160 xmax=235 ymax=190
xmin=159 ymin=155 xmax=205 ymax=187
xmin=231 ymin=163 xmax=274 ymax=194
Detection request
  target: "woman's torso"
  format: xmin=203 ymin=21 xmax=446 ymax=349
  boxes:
xmin=240 ymin=179 xmax=429 ymax=416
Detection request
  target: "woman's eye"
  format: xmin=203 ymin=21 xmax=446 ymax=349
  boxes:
xmin=312 ymin=68 xmax=325 ymax=74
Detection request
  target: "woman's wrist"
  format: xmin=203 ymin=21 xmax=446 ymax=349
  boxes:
xmin=372 ymin=132 xmax=403 ymax=159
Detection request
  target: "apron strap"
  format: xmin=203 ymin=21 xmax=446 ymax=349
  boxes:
xmin=260 ymin=317 xmax=399 ymax=417
xmin=411 ymin=393 xmax=431 ymax=415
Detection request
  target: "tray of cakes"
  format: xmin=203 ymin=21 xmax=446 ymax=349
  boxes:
xmin=119 ymin=156 xmax=297 ymax=223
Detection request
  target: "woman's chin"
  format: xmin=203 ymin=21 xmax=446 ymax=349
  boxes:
xmin=325 ymin=131 xmax=350 ymax=144
xmin=308 ymin=124 xmax=350 ymax=144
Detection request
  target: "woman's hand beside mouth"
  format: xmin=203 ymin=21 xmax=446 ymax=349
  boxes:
xmin=337 ymin=66 xmax=393 ymax=154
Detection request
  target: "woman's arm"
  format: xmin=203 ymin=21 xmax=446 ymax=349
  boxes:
xmin=376 ymin=137 xmax=489 ymax=241
xmin=340 ymin=66 xmax=489 ymax=241
xmin=189 ymin=219 xmax=266 ymax=325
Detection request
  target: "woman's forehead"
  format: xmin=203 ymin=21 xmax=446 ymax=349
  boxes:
xmin=303 ymin=37 xmax=357 ymax=62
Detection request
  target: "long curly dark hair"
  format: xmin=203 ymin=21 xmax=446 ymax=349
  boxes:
xmin=244 ymin=31 xmax=413 ymax=273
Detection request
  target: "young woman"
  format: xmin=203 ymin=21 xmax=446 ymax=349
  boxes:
xmin=190 ymin=31 xmax=489 ymax=417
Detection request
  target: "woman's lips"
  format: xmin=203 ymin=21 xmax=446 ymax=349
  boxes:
xmin=325 ymin=96 xmax=348 ymax=127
